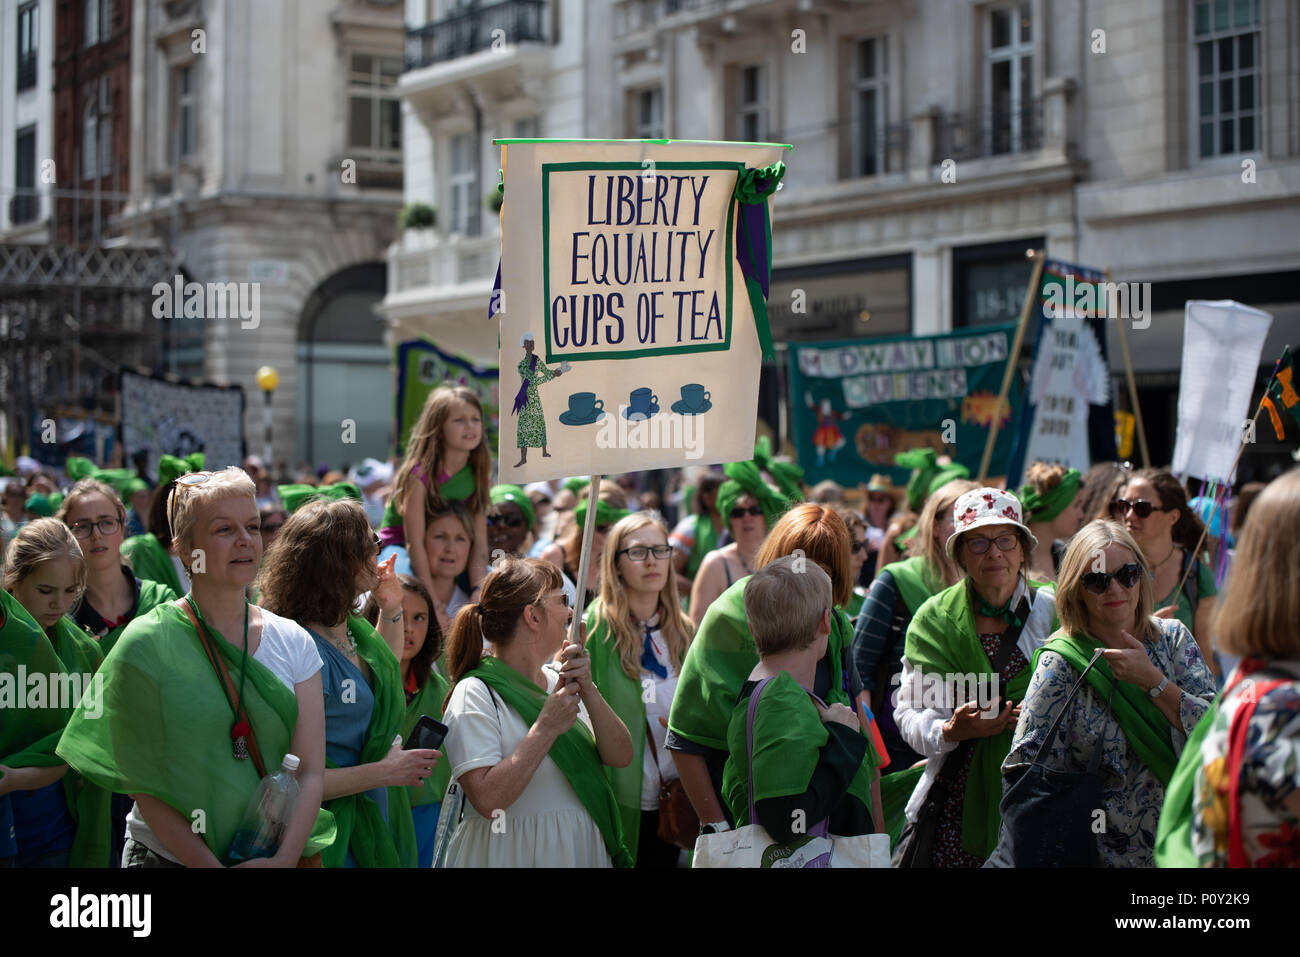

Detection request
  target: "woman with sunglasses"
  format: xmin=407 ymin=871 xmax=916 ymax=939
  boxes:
xmin=488 ymin=485 xmax=578 ymax=609
xmin=1002 ymin=520 xmax=1214 ymax=867
xmin=832 ymin=505 xmax=870 ymax=620
xmin=58 ymin=468 xmax=335 ymax=867
xmin=441 ymin=557 xmax=634 ymax=867
xmin=584 ymin=513 xmax=696 ymax=867
xmin=1110 ymin=468 xmax=1218 ymax=677
xmin=893 ymin=488 xmax=1058 ymax=867
xmin=688 ymin=461 xmax=789 ymax=627
xmin=259 ymin=495 xmax=439 ymax=867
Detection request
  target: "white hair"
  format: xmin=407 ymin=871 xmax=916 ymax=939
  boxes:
xmin=520 ymin=332 xmax=535 ymax=347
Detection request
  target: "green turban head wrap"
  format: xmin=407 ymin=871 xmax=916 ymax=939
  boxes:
xmin=895 ymin=448 xmax=971 ymax=513
xmin=716 ymin=459 xmax=790 ymax=530
xmin=1017 ymin=468 xmax=1081 ymax=523
xmin=490 ymin=484 xmax=536 ymax=531
xmin=276 ymin=482 xmax=362 ymax=515
xmin=573 ymin=497 xmax=630 ymax=530
xmin=751 ymin=435 xmax=805 ymax=503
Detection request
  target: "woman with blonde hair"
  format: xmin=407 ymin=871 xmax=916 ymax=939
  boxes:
xmin=58 ymin=468 xmax=334 ymax=867
xmin=440 ymin=557 xmax=634 ymax=867
xmin=1158 ymin=468 xmax=1300 ymax=867
xmin=585 ymin=513 xmax=695 ymax=867
xmin=2 ymin=519 xmax=110 ymax=866
xmin=1001 ymin=519 xmax=1214 ymax=867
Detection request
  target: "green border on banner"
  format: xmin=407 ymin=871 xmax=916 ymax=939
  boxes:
xmin=540 ymin=160 xmax=741 ymax=362
xmin=495 ymin=138 xmax=794 ymax=149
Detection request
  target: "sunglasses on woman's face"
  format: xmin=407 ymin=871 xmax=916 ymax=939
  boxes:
xmin=1109 ymin=498 xmax=1172 ymax=520
xmin=488 ymin=512 xmax=525 ymax=528
xmin=1081 ymin=562 xmax=1142 ymax=595
xmin=730 ymin=505 xmax=763 ymax=520
xmin=850 ymin=539 xmax=868 ymax=555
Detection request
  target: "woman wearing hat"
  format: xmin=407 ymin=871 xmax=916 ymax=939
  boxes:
xmin=1018 ymin=463 xmax=1086 ymax=583
xmin=860 ymin=474 xmax=904 ymax=582
xmin=893 ymin=487 xmax=1058 ymax=867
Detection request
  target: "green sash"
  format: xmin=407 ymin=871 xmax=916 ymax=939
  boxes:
xmin=120 ymin=533 xmax=183 ymax=596
xmin=685 ymin=513 xmax=719 ymax=579
xmin=100 ymin=578 xmax=179 ymax=656
xmin=721 ymin=671 xmax=872 ymax=825
xmin=1155 ymin=703 xmax=1217 ymax=867
xmin=1035 ymin=632 xmax=1178 ymax=785
xmin=462 ymin=656 xmax=634 ymax=867
xmin=583 ymin=603 xmax=647 ymax=861
xmin=882 ymin=555 xmax=945 ymax=617
xmin=437 ymin=465 xmax=476 ymax=504
xmin=904 ymin=580 xmax=1044 ymax=858
xmin=56 ymin=603 xmax=336 ymax=863
xmin=394 ymin=666 xmax=453 ymax=809
xmin=322 ymin=615 xmax=415 ymax=868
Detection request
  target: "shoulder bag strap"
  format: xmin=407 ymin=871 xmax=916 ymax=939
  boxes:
xmin=1026 ymin=646 xmax=1106 ymax=772
xmin=178 ymin=598 xmax=267 ymax=779
xmin=744 ymin=677 xmax=776 ymax=826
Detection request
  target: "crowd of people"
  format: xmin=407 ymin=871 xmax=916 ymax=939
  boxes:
xmin=1 ymin=385 xmax=1297 ymax=869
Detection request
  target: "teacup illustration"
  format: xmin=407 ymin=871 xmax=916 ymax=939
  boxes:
xmin=559 ymin=392 xmax=606 ymax=425
xmin=671 ymin=383 xmax=712 ymax=416
xmin=622 ymin=387 xmax=660 ymax=421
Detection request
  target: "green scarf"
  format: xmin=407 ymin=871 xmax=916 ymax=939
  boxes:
xmin=99 ymin=578 xmax=179 ymax=656
xmin=903 ymin=579 xmax=1043 ymax=858
xmin=574 ymin=498 xmax=631 ymax=529
xmin=394 ymin=666 xmax=453 ymax=809
xmin=322 ymin=614 xmax=415 ymax=868
xmin=685 ymin=513 xmax=720 ymax=579
xmin=120 ymin=533 xmax=183 ymax=596
xmin=583 ymin=602 xmax=648 ymax=862
xmin=752 ymin=436 xmax=805 ymax=503
xmin=1017 ymin=469 xmax=1081 ymax=523
xmin=56 ymin=602 xmax=336 ymax=863
xmin=1155 ymin=700 xmax=1217 ymax=867
xmin=277 ymin=482 xmax=362 ymax=514
xmin=158 ymin=453 xmax=205 ymax=488
xmin=668 ymin=576 xmax=863 ymax=754
xmin=715 ymin=460 xmax=789 ymax=530
xmin=882 ymin=555 xmax=945 ymax=617
xmin=437 ymin=464 xmax=477 ymax=504
xmin=462 ymin=655 xmax=634 ymax=867
xmin=1035 ymin=631 xmax=1178 ymax=785
xmin=895 ymin=449 xmax=971 ymax=512
xmin=721 ymin=671 xmax=872 ymax=825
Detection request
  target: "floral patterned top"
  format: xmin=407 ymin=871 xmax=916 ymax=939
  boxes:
xmin=1191 ymin=659 xmax=1300 ymax=867
xmin=1004 ymin=617 xmax=1216 ymax=867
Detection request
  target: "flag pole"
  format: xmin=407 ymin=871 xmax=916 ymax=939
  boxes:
xmin=978 ymin=248 xmax=1044 ymax=483
xmin=568 ymin=473 xmax=603 ymax=648
xmin=1107 ymin=268 xmax=1151 ymax=468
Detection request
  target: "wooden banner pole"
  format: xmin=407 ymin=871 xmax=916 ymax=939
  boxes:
xmin=1107 ymin=268 xmax=1151 ymax=468
xmin=567 ymin=473 xmax=603 ymax=648
xmin=978 ymin=249 xmax=1045 ymax=483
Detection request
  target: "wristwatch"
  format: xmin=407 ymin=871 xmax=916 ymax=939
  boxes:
xmin=1148 ymin=674 xmax=1170 ymax=698
xmin=699 ymin=821 xmax=731 ymax=836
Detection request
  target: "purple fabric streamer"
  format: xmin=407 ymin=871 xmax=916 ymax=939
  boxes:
xmin=511 ymin=353 xmax=537 ymax=415
xmin=489 ymin=260 xmax=503 ymax=320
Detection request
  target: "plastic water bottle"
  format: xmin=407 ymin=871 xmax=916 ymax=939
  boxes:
xmin=227 ymin=754 xmax=302 ymax=863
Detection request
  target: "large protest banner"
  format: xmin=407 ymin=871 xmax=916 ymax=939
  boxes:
xmin=494 ymin=139 xmax=789 ymax=484
xmin=1003 ymin=259 xmax=1118 ymax=487
xmin=119 ymin=370 xmax=245 ymax=478
xmin=788 ymin=327 xmax=1022 ymax=487
xmin=1171 ymin=300 xmax=1272 ymax=483
xmin=395 ymin=338 xmax=499 ymax=457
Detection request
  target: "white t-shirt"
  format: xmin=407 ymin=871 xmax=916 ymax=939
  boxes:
xmin=124 ymin=608 xmax=322 ymax=863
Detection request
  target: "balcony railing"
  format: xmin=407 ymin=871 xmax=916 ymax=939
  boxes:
xmin=405 ymin=0 xmax=547 ymax=71
xmin=10 ymin=191 xmax=38 ymax=225
xmin=932 ymin=99 xmax=1044 ymax=164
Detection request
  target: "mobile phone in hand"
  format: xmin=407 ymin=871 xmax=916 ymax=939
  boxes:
xmin=404 ymin=715 xmax=448 ymax=752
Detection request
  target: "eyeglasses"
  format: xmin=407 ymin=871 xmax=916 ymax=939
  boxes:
xmin=536 ymin=591 xmax=570 ymax=609
xmin=69 ymin=517 xmax=123 ymax=539
xmin=168 ymin=471 xmax=214 ymax=534
xmin=371 ymin=532 xmax=382 ymax=550
xmin=1081 ymin=562 xmax=1142 ymax=595
xmin=488 ymin=512 xmax=525 ymax=528
xmin=867 ymin=495 xmax=893 ymax=506
xmin=730 ymin=505 xmax=763 ymax=520
xmin=964 ymin=534 xmax=1020 ymax=555
xmin=850 ymin=539 xmax=867 ymax=555
xmin=1109 ymin=499 xmax=1173 ymax=520
xmin=617 ymin=544 xmax=673 ymax=561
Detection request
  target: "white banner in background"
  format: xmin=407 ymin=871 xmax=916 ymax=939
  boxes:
xmin=1171 ymin=300 xmax=1272 ymax=483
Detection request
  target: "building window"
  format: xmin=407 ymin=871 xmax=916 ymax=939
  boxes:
xmin=17 ymin=2 xmax=38 ymax=91
xmin=13 ymin=125 xmax=37 ymax=224
xmin=631 ymin=88 xmax=663 ymax=139
xmin=85 ymin=0 xmax=110 ymax=46
xmin=172 ymin=63 xmax=197 ymax=163
xmin=853 ymin=37 xmax=888 ymax=176
xmin=1193 ymin=0 xmax=1261 ymax=158
xmin=82 ymin=77 xmax=113 ymax=180
xmin=448 ymin=132 xmax=479 ymax=236
xmin=738 ymin=64 xmax=767 ymax=142
xmin=347 ymin=54 xmax=403 ymax=161
xmin=953 ymin=237 xmax=1045 ymax=331
xmin=985 ymin=2 xmax=1034 ymax=154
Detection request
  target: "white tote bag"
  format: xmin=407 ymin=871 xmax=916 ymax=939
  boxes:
xmin=692 ymin=677 xmax=891 ymax=868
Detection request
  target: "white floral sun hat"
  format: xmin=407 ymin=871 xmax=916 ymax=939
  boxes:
xmin=945 ymin=486 xmax=1038 ymax=560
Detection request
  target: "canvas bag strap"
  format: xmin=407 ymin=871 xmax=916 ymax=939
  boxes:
xmin=178 ymin=598 xmax=267 ymax=779
xmin=745 ymin=677 xmax=776 ymax=825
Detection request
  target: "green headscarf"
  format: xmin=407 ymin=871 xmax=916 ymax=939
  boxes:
xmin=1017 ymin=469 xmax=1081 ymax=524
xmin=24 ymin=493 xmax=52 ymax=517
xmin=460 ymin=655 xmax=634 ymax=867
xmin=563 ymin=477 xmax=590 ymax=496
xmin=490 ymin=484 xmax=535 ymax=531
xmin=896 ymin=449 xmax=971 ymax=513
xmin=94 ymin=468 xmax=147 ymax=500
xmin=65 ymin=457 xmax=98 ymax=481
xmin=56 ymin=601 xmax=336 ymax=864
xmin=751 ymin=436 xmax=805 ymax=503
xmin=715 ymin=460 xmax=790 ymax=530
xmin=120 ymin=533 xmax=184 ymax=595
xmin=573 ymin=497 xmax=630 ymax=530
xmin=158 ymin=453 xmax=205 ymax=488
xmin=276 ymin=482 xmax=362 ymax=515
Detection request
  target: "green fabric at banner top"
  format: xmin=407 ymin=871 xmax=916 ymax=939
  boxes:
xmin=788 ymin=326 xmax=1023 ymax=487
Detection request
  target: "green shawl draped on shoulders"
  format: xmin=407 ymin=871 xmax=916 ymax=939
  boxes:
xmin=437 ymin=465 xmax=477 ymax=505
xmin=1156 ymin=703 xmax=1218 ymax=868
xmin=394 ymin=666 xmax=453 ymax=810
xmin=668 ymin=576 xmax=860 ymax=753
xmin=100 ymin=578 xmax=179 ymax=656
xmin=56 ymin=602 xmax=336 ymax=864
xmin=1034 ymin=631 xmax=1178 ymax=784
xmin=463 ymin=655 xmax=634 ymax=867
xmin=903 ymin=578 xmax=1050 ymax=859
xmin=1 ymin=594 xmax=112 ymax=866
xmin=881 ymin=555 xmax=944 ymax=618
xmin=323 ymin=614 xmax=415 ymax=868
xmin=120 ymin=533 xmax=183 ymax=596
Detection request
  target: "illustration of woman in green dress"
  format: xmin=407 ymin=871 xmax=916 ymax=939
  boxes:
xmin=511 ymin=333 xmax=567 ymax=468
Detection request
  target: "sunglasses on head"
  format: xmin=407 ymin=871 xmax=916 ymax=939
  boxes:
xmin=1109 ymin=498 xmax=1172 ymax=519
xmin=1081 ymin=562 xmax=1142 ymax=595
xmin=730 ymin=505 xmax=763 ymax=520
xmin=168 ymin=471 xmax=215 ymax=534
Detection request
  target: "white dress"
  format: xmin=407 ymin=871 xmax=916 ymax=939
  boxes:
xmin=442 ymin=664 xmax=613 ymax=868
